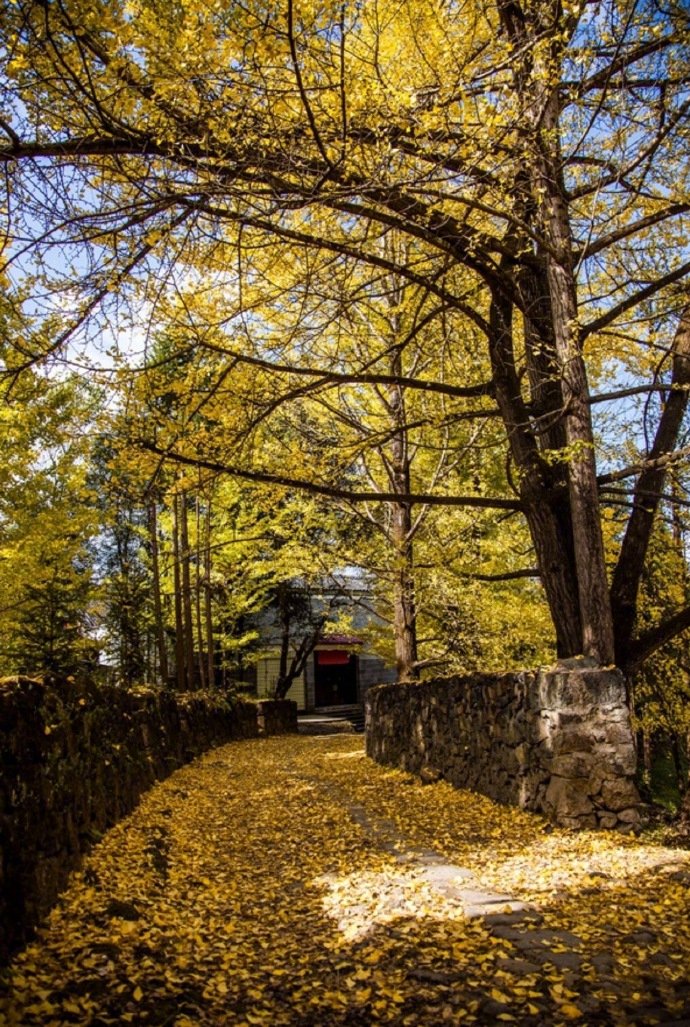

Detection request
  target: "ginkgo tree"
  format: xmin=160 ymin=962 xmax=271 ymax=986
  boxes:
xmin=104 ymin=336 xmax=365 ymax=693
xmin=116 ymin=244 xmax=547 ymax=682
xmin=0 ymin=370 xmax=98 ymax=676
xmin=2 ymin=0 xmax=690 ymax=679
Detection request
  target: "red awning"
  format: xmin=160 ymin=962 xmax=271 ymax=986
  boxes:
xmin=316 ymin=649 xmax=350 ymax=666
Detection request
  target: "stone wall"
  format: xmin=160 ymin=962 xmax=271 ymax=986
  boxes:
xmin=366 ymin=665 xmax=640 ymax=831
xmin=256 ymin=698 xmax=299 ymax=735
xmin=0 ymin=677 xmax=297 ymax=962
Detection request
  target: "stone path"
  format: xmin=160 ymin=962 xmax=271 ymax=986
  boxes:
xmin=1 ymin=734 xmax=689 ymax=1026
xmin=341 ymin=801 xmax=525 ymax=915
xmin=292 ymin=747 xmax=690 ymax=1024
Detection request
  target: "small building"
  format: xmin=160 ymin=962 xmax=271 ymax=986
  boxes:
xmin=255 ymin=633 xmax=395 ymax=712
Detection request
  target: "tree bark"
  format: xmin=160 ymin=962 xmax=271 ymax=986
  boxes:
xmin=497 ymin=0 xmax=613 ymax=663
xmin=204 ymin=500 xmax=215 ymax=689
xmin=532 ymin=88 xmax=614 ymax=665
xmin=386 ymin=340 xmax=419 ymax=682
xmin=391 ymin=508 xmax=419 ymax=682
xmin=172 ymin=494 xmax=186 ymax=691
xmin=148 ymin=500 xmax=169 ymax=687
xmin=488 ymin=285 xmax=583 ymax=657
xmin=179 ymin=492 xmax=197 ymax=690
xmin=194 ymin=495 xmax=206 ymax=690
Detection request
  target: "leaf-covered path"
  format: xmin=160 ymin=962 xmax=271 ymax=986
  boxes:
xmin=2 ymin=735 xmax=690 ymax=1026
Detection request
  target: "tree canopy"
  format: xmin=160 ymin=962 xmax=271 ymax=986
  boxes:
xmin=2 ymin=0 xmax=690 ymax=679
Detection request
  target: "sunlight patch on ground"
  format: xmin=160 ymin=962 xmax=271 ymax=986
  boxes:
xmin=1 ymin=734 xmax=689 ymax=1025
xmin=323 ymin=750 xmax=367 ymax=760
xmin=316 ymin=868 xmax=466 ymax=941
xmin=477 ymin=832 xmax=690 ymax=900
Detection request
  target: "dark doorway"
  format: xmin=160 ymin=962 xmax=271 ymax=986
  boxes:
xmin=314 ymin=650 xmax=358 ymax=707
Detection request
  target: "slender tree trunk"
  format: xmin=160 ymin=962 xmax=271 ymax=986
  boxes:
xmin=391 ymin=509 xmax=418 ymax=682
xmin=672 ymin=733 xmax=685 ymax=796
xmin=148 ymin=500 xmax=169 ymax=687
xmin=684 ymin=728 xmax=690 ymax=805
xmin=179 ymin=492 xmax=197 ymax=690
xmin=172 ymin=494 xmax=186 ymax=691
xmin=642 ymin=731 xmax=652 ymax=781
xmin=204 ymin=500 xmax=215 ymax=688
xmin=385 ymin=293 xmax=419 ymax=682
xmin=388 ymin=469 xmax=418 ymax=681
xmin=275 ymin=620 xmax=325 ymax=700
xmin=278 ymin=584 xmax=290 ymax=686
xmin=195 ymin=495 xmax=206 ymax=690
xmin=671 ymin=482 xmax=688 ymax=589
xmin=635 ymin=728 xmax=653 ymax=802
xmin=612 ymin=308 xmax=690 ymax=667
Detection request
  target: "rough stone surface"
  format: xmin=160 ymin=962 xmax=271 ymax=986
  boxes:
xmin=0 ymin=677 xmax=296 ymax=962
xmin=256 ymin=699 xmax=298 ymax=736
xmin=366 ymin=667 xmax=640 ymax=831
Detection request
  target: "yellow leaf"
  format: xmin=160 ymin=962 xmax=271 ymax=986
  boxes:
xmin=558 ymin=1003 xmax=583 ymax=1019
xmin=364 ymin=950 xmax=383 ymax=964
xmin=133 ymin=986 xmax=143 ymax=1002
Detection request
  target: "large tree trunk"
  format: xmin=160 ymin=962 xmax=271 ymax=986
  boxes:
xmin=488 ymin=285 xmax=583 ymax=657
xmin=531 ymin=90 xmax=614 ymax=665
xmin=495 ymin=0 xmax=613 ymax=664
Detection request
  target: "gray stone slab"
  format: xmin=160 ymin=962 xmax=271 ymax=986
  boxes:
xmin=459 ymin=889 xmax=528 ymax=917
xmin=419 ymin=863 xmax=476 ymax=887
xmin=538 ymin=950 xmax=583 ymax=971
xmin=485 ymin=910 xmax=543 ymax=927
xmin=496 ymin=956 xmax=543 ymax=975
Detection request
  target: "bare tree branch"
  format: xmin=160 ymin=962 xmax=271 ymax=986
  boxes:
xmin=139 ymin=441 xmax=522 ymax=511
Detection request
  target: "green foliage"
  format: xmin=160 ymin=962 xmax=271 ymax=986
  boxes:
xmin=632 ymin=521 xmax=690 ymax=741
xmin=0 ymin=374 xmax=99 ymax=677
